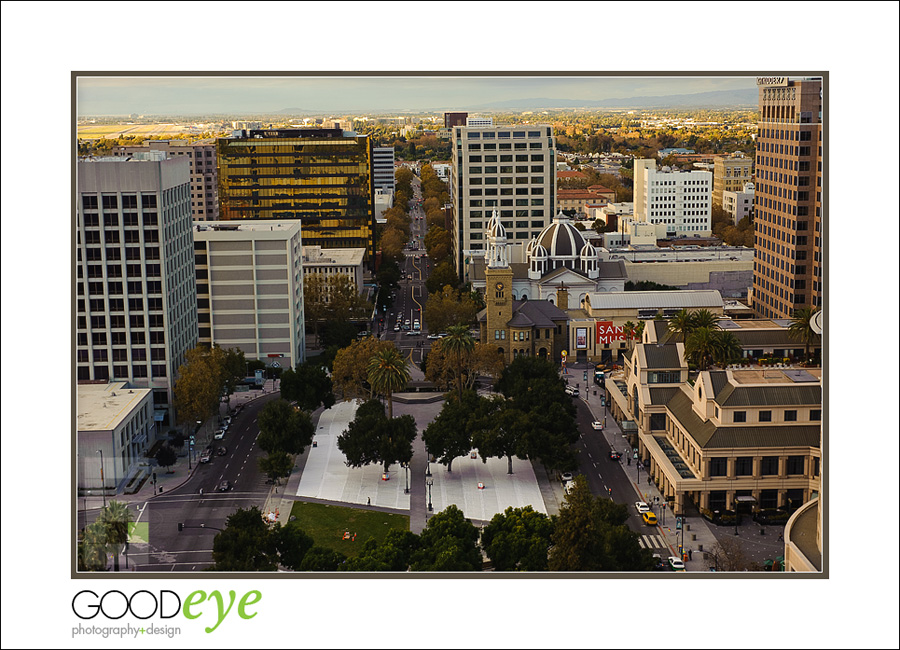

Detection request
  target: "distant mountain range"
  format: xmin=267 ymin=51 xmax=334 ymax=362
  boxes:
xmin=468 ymin=88 xmax=758 ymax=110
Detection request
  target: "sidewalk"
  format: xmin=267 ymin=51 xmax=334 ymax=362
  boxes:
xmin=565 ymin=363 xmax=720 ymax=572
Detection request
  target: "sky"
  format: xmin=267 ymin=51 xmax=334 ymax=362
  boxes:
xmin=76 ymin=74 xmax=758 ymax=115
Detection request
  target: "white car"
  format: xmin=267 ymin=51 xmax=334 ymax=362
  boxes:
xmin=635 ymin=501 xmax=650 ymax=514
xmin=561 ymin=472 xmax=574 ymax=483
xmin=668 ymin=556 xmax=685 ymax=572
xmin=591 ymin=421 xmax=603 ymax=430
xmin=214 ymin=429 xmax=225 ymax=440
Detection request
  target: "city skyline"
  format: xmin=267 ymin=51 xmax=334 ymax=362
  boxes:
xmin=76 ymin=74 xmax=760 ymax=116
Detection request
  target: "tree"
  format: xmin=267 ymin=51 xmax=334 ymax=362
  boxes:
xmin=257 ymin=399 xmax=315 ymax=455
xmin=78 ymin=522 xmax=109 ymax=572
xmin=690 ymin=308 xmax=719 ymax=330
xmin=258 ymin=451 xmax=295 ymax=483
xmin=298 ymin=546 xmax=346 ymax=571
xmin=174 ymin=345 xmax=227 ymax=426
xmin=326 ymin=273 xmax=370 ymax=323
xmin=221 ymin=347 xmax=246 ymax=408
xmin=367 ymin=345 xmax=410 ymax=419
xmin=280 ymin=363 xmax=335 ymax=411
xmin=379 ymin=226 xmax=408 ymax=262
xmin=548 ymin=477 xmax=653 ymax=571
xmin=667 ymin=308 xmax=694 ymax=343
xmin=471 ymin=396 xmax=527 ymax=475
xmin=788 ymin=307 xmax=820 ymax=363
xmin=331 ymin=337 xmax=391 ymax=400
xmin=424 ymin=262 xmax=459 ymax=295
xmin=423 ymin=390 xmax=479 ymax=472
xmin=410 ymin=505 xmax=482 ymax=571
xmin=424 ymin=225 xmax=451 ymax=263
xmin=481 ymin=506 xmax=554 ymax=571
xmin=337 ymin=400 xmax=417 ymax=473
xmin=685 ymin=326 xmax=717 ymax=371
xmin=319 ymin=320 xmax=358 ymax=350
xmin=423 ymin=284 xmax=476 ymax=334
xmin=708 ymin=537 xmax=757 ymax=572
xmin=96 ymin=501 xmax=134 ymax=572
xmin=443 ymin=325 xmax=475 ymax=399
xmin=212 ymin=507 xmax=279 ymax=571
xmin=155 ymin=445 xmax=177 ymax=473
xmin=340 ymin=529 xmax=420 ymax=572
xmin=711 ymin=329 xmax=743 ymax=367
xmin=273 ymin=521 xmax=314 ymax=571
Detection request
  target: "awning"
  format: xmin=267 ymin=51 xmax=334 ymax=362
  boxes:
xmin=153 ymin=409 xmax=167 ymax=422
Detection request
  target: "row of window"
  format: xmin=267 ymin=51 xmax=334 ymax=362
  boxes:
xmin=467 ymin=143 xmax=543 ymax=151
xmin=76 ymin=365 xmax=167 ymax=381
xmin=81 ymin=212 xmax=159 ymax=228
xmin=465 ymin=131 xmax=544 ymax=139
xmin=731 ymin=408 xmax=819 ymax=423
xmin=77 ymin=330 xmax=166 ymax=346
xmin=708 ymin=455 xmax=811 ymax=477
xmin=78 ymin=313 xmax=167 ymax=330
xmin=77 ymin=347 xmax=167 ymax=363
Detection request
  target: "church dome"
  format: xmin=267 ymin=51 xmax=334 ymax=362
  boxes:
xmin=536 ymin=211 xmax=586 ymax=260
xmin=533 ymin=243 xmax=548 ymax=258
xmin=486 ymin=208 xmax=506 ymax=239
xmin=580 ymin=241 xmax=597 ymax=258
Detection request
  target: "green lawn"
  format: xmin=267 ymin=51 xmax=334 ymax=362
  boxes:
xmin=288 ymin=501 xmax=408 ymax=558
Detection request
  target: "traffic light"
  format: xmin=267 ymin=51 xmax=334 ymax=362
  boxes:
xmin=178 ymin=522 xmax=183 ymax=532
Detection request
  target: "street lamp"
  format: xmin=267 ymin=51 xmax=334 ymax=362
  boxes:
xmin=426 ymin=478 xmax=433 ymax=512
xmin=97 ymin=450 xmax=106 ymax=509
xmin=425 ymin=450 xmax=432 ymax=477
xmin=404 ymin=463 xmax=409 ymax=494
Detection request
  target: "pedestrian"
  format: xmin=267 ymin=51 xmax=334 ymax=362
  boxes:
xmin=688 ymin=548 xmax=693 ymax=561
xmin=367 ymin=497 xmax=371 ymax=506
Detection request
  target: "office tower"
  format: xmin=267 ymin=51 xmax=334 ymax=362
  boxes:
xmin=76 ymin=157 xmax=198 ymax=425
xmin=372 ymin=146 xmax=396 ymax=194
xmin=712 ymin=154 xmax=753 ymax=207
xmin=752 ymin=77 xmax=823 ymax=319
xmin=633 ymin=158 xmax=712 ymax=237
xmin=217 ymin=128 xmax=375 ymax=262
xmin=113 ymin=140 xmax=219 ymax=220
xmin=450 ymin=124 xmax=557 ymax=281
xmin=193 ymin=221 xmax=305 ymax=369
xmin=444 ymin=112 xmax=468 ymax=128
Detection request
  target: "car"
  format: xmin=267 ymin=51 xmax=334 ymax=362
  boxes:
xmin=609 ymin=450 xmax=622 ymax=461
xmin=216 ymin=446 xmax=228 ymax=456
xmin=394 ymin=324 xmax=401 ymax=332
xmin=668 ymin=556 xmax=685 ymax=572
xmin=561 ymin=472 xmax=574 ymax=483
xmin=406 ymin=330 xmax=419 ymax=336
xmin=217 ymin=480 xmax=232 ymax=492
xmin=635 ymin=501 xmax=650 ymax=514
xmin=213 ymin=429 xmax=225 ymax=440
xmin=427 ymin=334 xmax=440 ymax=340
xmin=591 ymin=421 xmax=603 ymax=431
xmin=199 ymin=449 xmax=212 ymax=463
xmin=223 ymin=416 xmax=232 ymax=426
xmin=642 ymin=511 xmax=658 ymax=525
xmin=564 ymin=481 xmax=575 ymax=495
xmin=652 ymin=554 xmax=666 ymax=571
xmin=564 ymin=386 xmax=579 ymax=397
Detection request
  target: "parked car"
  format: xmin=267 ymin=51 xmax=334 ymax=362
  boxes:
xmin=217 ymin=480 xmax=232 ymax=492
xmin=642 ymin=511 xmax=658 ymax=525
xmin=668 ymin=556 xmax=685 ymax=572
xmin=199 ymin=449 xmax=212 ymax=463
xmin=652 ymin=554 xmax=666 ymax=571
xmin=609 ymin=450 xmax=623 ymax=461
xmin=214 ymin=429 xmax=225 ymax=440
xmin=565 ymin=386 xmax=579 ymax=397
xmin=561 ymin=472 xmax=574 ymax=483
xmin=635 ymin=501 xmax=650 ymax=514
xmin=591 ymin=421 xmax=603 ymax=430
xmin=223 ymin=416 xmax=232 ymax=426
xmin=564 ymin=481 xmax=575 ymax=495
xmin=216 ymin=446 xmax=228 ymax=456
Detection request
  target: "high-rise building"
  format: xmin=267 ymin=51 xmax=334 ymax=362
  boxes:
xmin=113 ymin=140 xmax=219 ymax=220
xmin=372 ymin=146 xmax=395 ymax=194
xmin=450 ymin=124 xmax=556 ymax=281
xmin=712 ymin=154 xmax=753 ymax=207
xmin=193 ymin=221 xmax=305 ymax=369
xmin=633 ymin=158 xmax=712 ymax=237
xmin=76 ymin=157 xmax=198 ymax=425
xmin=752 ymin=77 xmax=823 ymax=319
xmin=444 ymin=112 xmax=468 ymax=128
xmin=217 ymin=128 xmax=375 ymax=263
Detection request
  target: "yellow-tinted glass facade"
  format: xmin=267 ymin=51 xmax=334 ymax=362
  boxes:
xmin=217 ymin=129 xmax=374 ymax=261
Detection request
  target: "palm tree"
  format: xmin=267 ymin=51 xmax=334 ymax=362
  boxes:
xmin=443 ymin=325 xmax=475 ymax=399
xmin=788 ymin=307 xmax=820 ymax=364
xmin=96 ymin=500 xmax=134 ymax=572
xmin=685 ymin=326 xmax=717 ymax=371
xmin=77 ymin=522 xmax=109 ymax=572
xmin=690 ymin=308 xmax=719 ymax=330
xmin=367 ymin=346 xmax=410 ymax=419
xmin=667 ymin=309 xmax=693 ymax=343
xmin=711 ymin=330 xmax=743 ymax=367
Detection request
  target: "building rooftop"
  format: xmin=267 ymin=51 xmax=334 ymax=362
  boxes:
xmin=302 ymin=246 xmax=366 ymax=266
xmin=194 ymin=221 xmax=301 ymax=234
xmin=78 ymin=382 xmax=151 ymax=432
xmin=586 ymin=290 xmax=724 ymax=310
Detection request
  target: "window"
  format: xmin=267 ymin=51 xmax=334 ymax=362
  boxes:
xmin=760 ymin=456 xmax=779 ymax=475
xmin=759 ymin=410 xmax=772 ymax=422
xmin=735 ymin=457 xmax=753 ymax=476
xmin=810 ymin=409 xmax=821 ymax=421
xmin=733 ymin=411 xmax=747 ymax=423
xmin=709 ymin=458 xmax=727 ymax=477
xmin=784 ymin=409 xmax=797 ymax=422
xmin=786 ymin=456 xmax=805 ymax=475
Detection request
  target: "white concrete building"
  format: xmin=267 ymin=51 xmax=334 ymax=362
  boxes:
xmin=723 ymin=182 xmax=755 ymax=224
xmin=634 ymin=159 xmax=712 ymax=237
xmin=77 ymin=157 xmax=198 ymax=426
xmin=78 ymin=382 xmax=154 ymax=494
xmin=301 ymin=245 xmax=366 ymax=293
xmin=372 ymin=146 xmax=396 ymax=194
xmin=465 ymin=116 xmax=493 ymax=127
xmin=193 ymin=221 xmax=306 ymax=369
xmin=451 ymin=124 xmax=557 ymax=281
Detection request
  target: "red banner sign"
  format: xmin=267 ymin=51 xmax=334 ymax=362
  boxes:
xmin=596 ymin=321 xmax=627 ymax=344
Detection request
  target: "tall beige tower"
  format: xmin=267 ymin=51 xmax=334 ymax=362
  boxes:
xmin=483 ymin=209 xmax=514 ymax=357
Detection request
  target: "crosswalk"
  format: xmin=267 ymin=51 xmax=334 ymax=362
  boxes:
xmin=638 ymin=534 xmax=668 ymax=550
